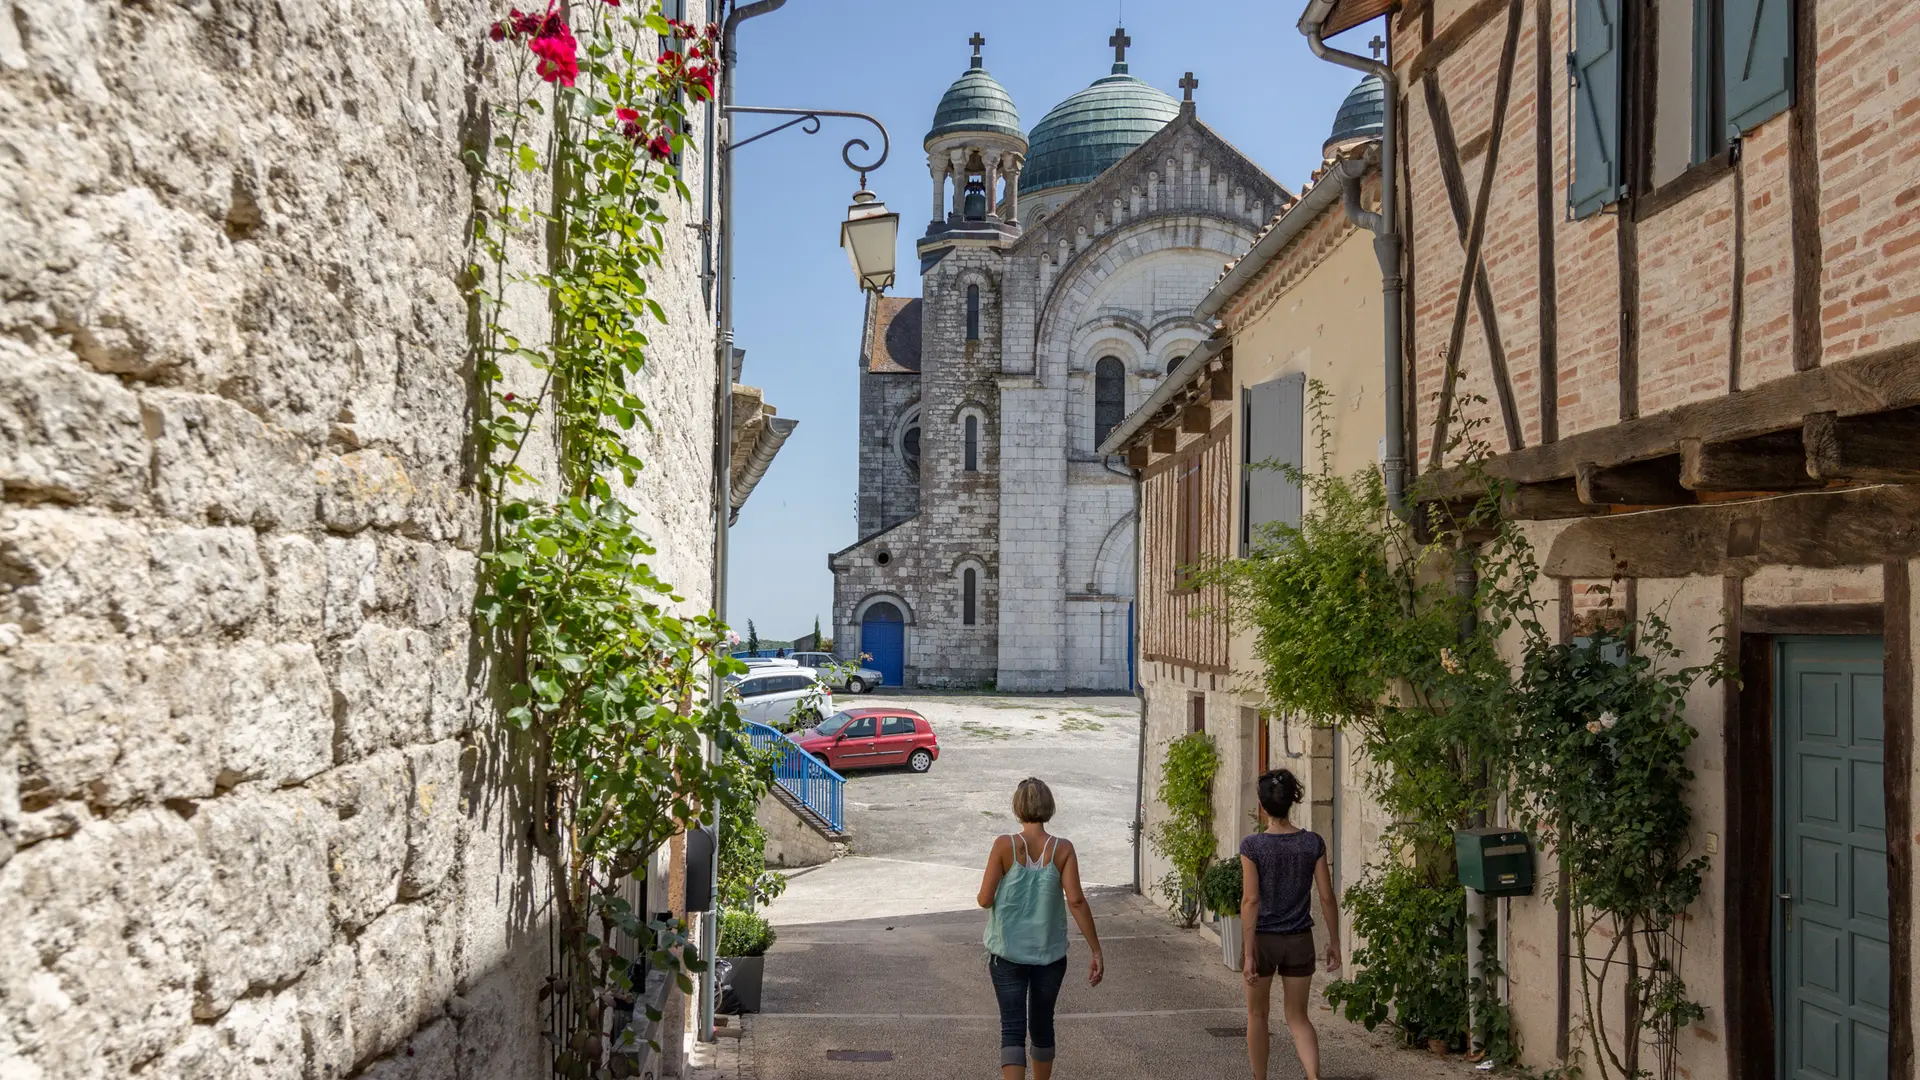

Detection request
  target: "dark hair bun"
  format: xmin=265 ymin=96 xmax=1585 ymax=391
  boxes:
xmin=1257 ymin=769 xmax=1303 ymax=820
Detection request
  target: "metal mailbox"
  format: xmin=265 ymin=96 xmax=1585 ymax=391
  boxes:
xmin=1454 ymin=828 xmax=1535 ymax=897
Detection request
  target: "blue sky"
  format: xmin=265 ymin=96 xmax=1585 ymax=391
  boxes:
xmin=724 ymin=0 xmax=1384 ymax=641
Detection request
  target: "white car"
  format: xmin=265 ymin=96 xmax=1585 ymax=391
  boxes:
xmin=738 ymin=656 xmax=800 ymax=670
xmin=729 ymin=667 xmax=834 ymax=727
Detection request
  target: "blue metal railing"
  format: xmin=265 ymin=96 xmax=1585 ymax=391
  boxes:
xmin=742 ymin=719 xmax=845 ymax=834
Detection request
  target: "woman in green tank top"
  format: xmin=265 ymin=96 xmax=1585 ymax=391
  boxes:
xmin=977 ymin=778 xmax=1105 ymax=1080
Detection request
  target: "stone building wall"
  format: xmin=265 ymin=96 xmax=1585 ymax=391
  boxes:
xmin=0 ymin=1 xmax=720 ymax=1077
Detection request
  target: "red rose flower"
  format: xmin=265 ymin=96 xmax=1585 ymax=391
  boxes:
xmin=530 ymin=19 xmax=578 ymax=86
xmin=489 ymin=20 xmax=507 ymax=40
xmin=646 ymin=132 xmax=673 ymax=160
xmin=616 ymin=107 xmax=640 ymax=122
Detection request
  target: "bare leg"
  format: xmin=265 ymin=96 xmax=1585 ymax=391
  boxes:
xmin=1000 ymin=1067 xmax=1023 ymax=1080
xmin=1033 ymin=1061 xmax=1052 ymax=1080
xmin=1243 ymin=973 xmax=1273 ymax=1080
xmin=1281 ymin=975 xmax=1320 ymax=1080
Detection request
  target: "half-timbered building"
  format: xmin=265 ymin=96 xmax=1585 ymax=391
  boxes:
xmin=1296 ymin=0 xmax=1920 ymax=1072
xmin=1103 ymin=124 xmax=1388 ymax=951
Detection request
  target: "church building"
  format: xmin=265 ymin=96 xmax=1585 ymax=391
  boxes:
xmin=829 ymin=30 xmax=1290 ymax=691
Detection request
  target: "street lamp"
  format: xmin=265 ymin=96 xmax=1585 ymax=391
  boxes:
xmin=725 ymin=105 xmax=896 ymax=294
xmin=841 ymin=188 xmax=898 ymax=293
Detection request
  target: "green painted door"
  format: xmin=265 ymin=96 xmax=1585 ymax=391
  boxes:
xmin=1777 ymin=636 xmax=1890 ymax=1080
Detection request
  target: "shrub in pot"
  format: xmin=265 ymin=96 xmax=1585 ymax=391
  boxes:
xmin=1201 ymin=857 xmax=1245 ymax=971
xmin=717 ymin=908 xmax=777 ymax=1014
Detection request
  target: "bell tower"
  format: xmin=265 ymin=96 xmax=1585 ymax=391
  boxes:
xmin=921 ymin=34 xmax=1027 ymax=250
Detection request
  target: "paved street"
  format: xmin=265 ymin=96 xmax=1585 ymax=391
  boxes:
xmin=696 ymin=694 xmax=1485 ymax=1080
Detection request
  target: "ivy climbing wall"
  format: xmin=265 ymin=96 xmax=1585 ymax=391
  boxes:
xmin=0 ymin=1 xmax=721 ymax=1077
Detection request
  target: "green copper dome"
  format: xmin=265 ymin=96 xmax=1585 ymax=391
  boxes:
xmin=926 ymin=58 xmax=1024 ymax=145
xmin=1324 ymin=74 xmax=1385 ymax=154
xmin=1022 ymin=70 xmax=1180 ymax=194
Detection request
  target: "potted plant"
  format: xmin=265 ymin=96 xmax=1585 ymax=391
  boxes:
xmin=717 ymin=908 xmax=777 ymax=1013
xmin=1200 ymin=857 xmax=1245 ymax=971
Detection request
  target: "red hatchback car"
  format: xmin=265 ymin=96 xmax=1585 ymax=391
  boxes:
xmin=794 ymin=708 xmax=940 ymax=773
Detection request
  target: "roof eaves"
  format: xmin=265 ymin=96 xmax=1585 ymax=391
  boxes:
xmin=1096 ymin=334 xmax=1226 ymax=456
xmin=1195 ymin=143 xmax=1377 ymax=320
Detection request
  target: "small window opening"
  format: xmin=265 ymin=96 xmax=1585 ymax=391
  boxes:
xmin=962 ymin=568 xmax=977 ymax=626
xmin=964 ymin=415 xmax=979 ymax=472
xmin=966 ymin=285 xmax=980 ymax=341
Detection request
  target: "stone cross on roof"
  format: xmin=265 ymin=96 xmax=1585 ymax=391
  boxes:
xmin=970 ymin=32 xmax=985 ymax=56
xmin=1368 ymin=35 xmax=1385 ymax=59
xmin=1109 ymin=26 xmax=1131 ymax=65
xmin=1179 ymin=71 xmax=1198 ymax=102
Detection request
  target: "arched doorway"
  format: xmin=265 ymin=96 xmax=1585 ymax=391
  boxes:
xmin=860 ymin=601 xmax=905 ymax=687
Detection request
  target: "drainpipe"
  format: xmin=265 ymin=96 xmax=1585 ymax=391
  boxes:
xmin=1129 ymin=466 xmax=1147 ymax=895
xmin=1453 ymin=546 xmax=1487 ymax=1050
xmin=701 ymin=0 xmax=786 ymax=1046
xmin=1298 ymin=4 xmax=1405 ymax=519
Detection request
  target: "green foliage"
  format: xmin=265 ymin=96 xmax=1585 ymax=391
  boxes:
xmin=1324 ymin=861 xmax=1469 ymax=1046
xmin=747 ymin=620 xmax=760 ymax=654
xmin=467 ymin=9 xmax=747 ymax=1076
xmin=1148 ymin=732 xmax=1218 ymax=926
xmin=1506 ymin=619 xmax=1722 ymax=1078
xmin=1204 ymin=383 xmax=1719 ymax=1076
xmin=1199 ymin=854 xmax=1243 ymax=917
xmin=719 ymin=745 xmax=788 ymax=911
xmin=717 ymin=908 xmax=777 ymax=958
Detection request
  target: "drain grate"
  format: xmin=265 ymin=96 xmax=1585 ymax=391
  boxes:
xmin=1206 ymin=1026 xmax=1248 ymax=1038
xmin=826 ymin=1050 xmax=895 ymax=1062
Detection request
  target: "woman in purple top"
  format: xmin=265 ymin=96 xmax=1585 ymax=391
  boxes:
xmin=1238 ymin=769 xmax=1340 ymax=1080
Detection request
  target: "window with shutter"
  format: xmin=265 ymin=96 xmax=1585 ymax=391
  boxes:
xmin=1242 ymin=373 xmax=1305 ymax=551
xmin=1723 ymin=0 xmax=1791 ymax=134
xmin=1176 ymin=458 xmax=1202 ymax=587
xmin=1571 ymin=0 xmax=1626 ymax=218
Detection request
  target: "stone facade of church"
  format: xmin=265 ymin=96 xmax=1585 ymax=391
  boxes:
xmin=830 ymin=35 xmax=1289 ymax=691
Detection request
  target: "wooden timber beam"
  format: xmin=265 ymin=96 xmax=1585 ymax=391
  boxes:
xmin=1545 ymin=485 xmax=1920 ymax=579
xmin=1680 ymin=430 xmax=1825 ymax=491
xmin=1575 ymin=457 xmax=1697 ymax=507
xmin=1126 ymin=445 xmax=1151 ymax=469
xmin=1421 ymin=340 xmax=1920 ymax=498
xmin=1502 ymin=478 xmax=1608 ymax=520
xmin=1805 ymin=408 xmax=1920 ymax=483
xmin=1151 ymin=427 xmax=1176 ymax=454
xmin=1209 ymin=371 xmax=1233 ymax=402
xmin=1181 ymin=404 xmax=1211 ymax=434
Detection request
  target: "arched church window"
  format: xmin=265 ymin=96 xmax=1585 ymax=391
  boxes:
xmin=966 ymin=285 xmax=980 ymax=341
xmin=963 ymin=415 xmax=979 ymax=472
xmin=1166 ymin=354 xmax=1187 ymax=374
xmin=903 ymin=424 xmax=921 ymax=475
xmin=1093 ymin=356 xmax=1126 ymax=449
xmin=962 ymin=568 xmax=977 ymax=625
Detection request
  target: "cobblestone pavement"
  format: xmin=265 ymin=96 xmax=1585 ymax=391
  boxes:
xmin=687 ymin=695 xmax=1487 ymax=1080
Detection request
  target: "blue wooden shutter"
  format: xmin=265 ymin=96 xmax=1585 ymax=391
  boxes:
xmin=1242 ymin=373 xmax=1305 ymax=548
xmin=1569 ymin=0 xmax=1625 ymax=219
xmin=1724 ymin=0 xmax=1792 ymax=135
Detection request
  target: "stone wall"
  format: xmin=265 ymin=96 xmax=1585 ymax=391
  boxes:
xmin=0 ymin=1 xmax=721 ymax=1076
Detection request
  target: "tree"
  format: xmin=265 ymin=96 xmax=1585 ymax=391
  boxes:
xmin=747 ymin=620 xmax=760 ymax=654
xmin=812 ymin=614 xmax=822 ymax=644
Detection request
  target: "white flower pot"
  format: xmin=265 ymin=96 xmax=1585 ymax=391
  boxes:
xmin=1219 ymin=913 xmax=1243 ymax=971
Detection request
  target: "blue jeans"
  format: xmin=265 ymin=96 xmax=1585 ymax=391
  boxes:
xmin=987 ymin=954 xmax=1067 ymax=1068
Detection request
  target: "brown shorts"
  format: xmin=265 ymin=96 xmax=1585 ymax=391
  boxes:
xmin=1251 ymin=931 xmax=1316 ymax=978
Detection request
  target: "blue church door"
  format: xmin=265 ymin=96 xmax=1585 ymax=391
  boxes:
xmin=861 ymin=602 xmax=905 ymax=687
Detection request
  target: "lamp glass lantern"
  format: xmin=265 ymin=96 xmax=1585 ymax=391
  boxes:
xmin=840 ymin=188 xmax=899 ymax=293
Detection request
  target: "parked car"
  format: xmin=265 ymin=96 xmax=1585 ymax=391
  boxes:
xmin=793 ymin=708 xmax=939 ymax=773
xmin=729 ymin=668 xmax=833 ymax=727
xmin=738 ymin=656 xmax=799 ymax=670
xmin=789 ymin=651 xmax=884 ymax=694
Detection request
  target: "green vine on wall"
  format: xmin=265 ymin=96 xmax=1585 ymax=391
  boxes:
xmin=1202 ymin=384 xmax=1720 ymax=1075
xmin=466 ymin=6 xmax=758 ymax=1077
xmin=1149 ymin=731 xmax=1219 ymax=927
